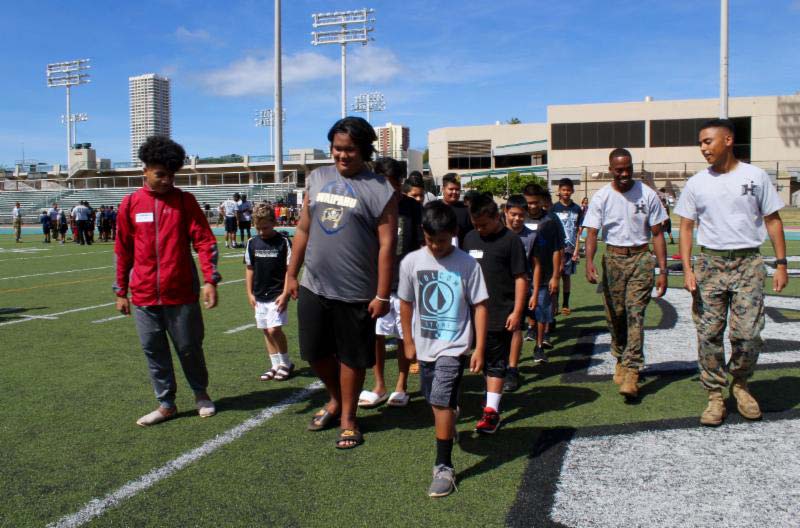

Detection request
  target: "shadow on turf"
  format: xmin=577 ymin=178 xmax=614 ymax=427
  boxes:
xmin=0 ymin=306 xmax=49 ymax=322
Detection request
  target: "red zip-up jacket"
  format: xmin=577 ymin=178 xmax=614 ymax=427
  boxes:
xmin=114 ymin=186 xmax=221 ymax=306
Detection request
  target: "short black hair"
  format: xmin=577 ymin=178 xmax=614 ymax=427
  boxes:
xmin=442 ymin=173 xmax=460 ymax=188
xmin=327 ymin=116 xmax=377 ymax=161
xmin=609 ymin=147 xmax=632 ymax=162
xmin=506 ymin=194 xmax=527 ymax=212
xmin=557 ymin=177 xmax=574 ymax=189
xmin=463 ymin=189 xmax=481 ymax=204
xmin=405 ymin=173 xmax=425 ymax=189
xmin=523 ymin=183 xmax=543 ymax=197
xmin=422 ymin=200 xmax=457 ymax=235
xmin=408 ymin=170 xmax=423 ymax=179
xmin=699 ymin=118 xmax=735 ymax=137
xmin=373 ymin=157 xmax=404 ymax=184
xmin=233 ymin=192 xmax=241 ymax=200
xmin=138 ymin=136 xmax=186 ymax=172
xmin=469 ymin=192 xmax=498 ymax=218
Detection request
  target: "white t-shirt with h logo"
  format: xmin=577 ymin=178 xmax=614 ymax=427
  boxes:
xmin=675 ymin=162 xmax=784 ymax=250
xmin=582 ymin=181 xmax=668 ymax=247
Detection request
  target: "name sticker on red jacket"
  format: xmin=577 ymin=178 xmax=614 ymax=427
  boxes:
xmin=135 ymin=212 xmax=154 ymax=223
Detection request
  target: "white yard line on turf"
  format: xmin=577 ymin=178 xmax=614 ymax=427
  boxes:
xmin=0 ymin=278 xmax=246 ymax=329
xmin=224 ymin=323 xmax=255 ymax=334
xmin=0 ymin=250 xmax=113 ymax=263
xmin=0 ymin=303 xmax=116 ymax=327
xmin=46 ymin=381 xmax=323 ymax=528
xmin=0 ymin=266 xmax=113 ymax=281
xmin=91 ymin=315 xmax=128 ymax=324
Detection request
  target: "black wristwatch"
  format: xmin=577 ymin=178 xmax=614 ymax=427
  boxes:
xmin=774 ymin=258 xmax=788 ymax=266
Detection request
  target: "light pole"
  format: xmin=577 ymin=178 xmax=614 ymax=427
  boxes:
xmin=47 ymin=59 xmax=91 ymax=168
xmin=255 ymin=109 xmax=286 ymax=157
xmin=311 ymin=9 xmax=375 ymax=118
xmin=274 ymin=0 xmax=284 ymax=182
xmin=352 ymin=92 xmax=385 ymax=124
xmin=60 ymin=113 xmax=89 ymax=145
xmin=720 ymin=0 xmax=729 ymax=118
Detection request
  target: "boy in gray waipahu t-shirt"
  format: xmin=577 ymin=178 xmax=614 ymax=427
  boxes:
xmin=398 ymin=201 xmax=488 ymax=498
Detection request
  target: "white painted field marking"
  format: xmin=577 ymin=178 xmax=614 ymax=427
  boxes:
xmin=91 ymin=315 xmax=127 ymax=324
xmin=582 ymin=289 xmax=800 ymax=376
xmin=0 ymin=247 xmax=49 ymax=254
xmin=1 ymin=278 xmax=246 ymax=329
xmin=0 ymin=249 xmax=113 ymax=263
xmin=0 ymin=266 xmax=112 ymax=281
xmin=0 ymin=303 xmax=116 ymax=327
xmin=552 ymin=419 xmax=800 ymax=528
xmin=224 ymin=323 xmax=255 ymax=334
xmin=46 ymin=381 xmax=323 ymax=528
xmin=222 ymin=253 xmax=245 ymax=259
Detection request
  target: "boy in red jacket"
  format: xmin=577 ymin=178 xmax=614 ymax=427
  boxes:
xmin=114 ymin=136 xmax=222 ymax=427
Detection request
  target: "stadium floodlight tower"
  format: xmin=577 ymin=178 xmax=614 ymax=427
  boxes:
xmin=311 ymin=8 xmax=375 ymax=118
xmin=46 ymin=59 xmax=91 ymax=167
xmin=60 ymin=112 xmax=89 ymax=145
xmin=254 ymin=108 xmax=286 ymax=157
xmin=352 ymin=92 xmax=385 ymax=124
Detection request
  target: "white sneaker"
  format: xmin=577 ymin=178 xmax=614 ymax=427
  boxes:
xmin=136 ymin=406 xmax=177 ymax=427
xmin=196 ymin=397 xmax=216 ymax=418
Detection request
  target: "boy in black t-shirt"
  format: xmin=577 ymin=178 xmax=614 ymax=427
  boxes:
xmin=244 ymin=203 xmax=294 ymax=381
xmin=463 ymin=193 xmax=528 ymax=434
xmin=359 ymin=158 xmax=424 ymax=408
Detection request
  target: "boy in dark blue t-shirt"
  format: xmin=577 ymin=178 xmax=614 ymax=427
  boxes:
xmin=550 ymin=178 xmax=584 ymax=316
xmin=244 ymin=203 xmax=294 ymax=381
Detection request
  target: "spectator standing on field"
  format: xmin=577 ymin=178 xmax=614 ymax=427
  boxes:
xmin=675 ymin=118 xmax=788 ymax=427
xmin=58 ymin=209 xmax=68 ymax=243
xmin=114 ymin=136 xmax=222 ymax=427
xmin=220 ymin=193 xmax=240 ymax=248
xmin=583 ymin=148 xmax=668 ymax=400
xmin=11 ymin=202 xmax=22 ymax=242
xmin=39 ymin=209 xmax=51 ymax=243
xmin=48 ymin=203 xmax=60 ymax=242
xmin=72 ymin=201 xmax=91 ymax=245
xmin=238 ymin=194 xmax=253 ymax=245
xmin=285 ymin=116 xmax=397 ymax=449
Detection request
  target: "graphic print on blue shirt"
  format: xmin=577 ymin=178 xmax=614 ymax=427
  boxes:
xmin=315 ymin=179 xmax=359 ymax=234
xmin=417 ymin=269 xmax=463 ymax=341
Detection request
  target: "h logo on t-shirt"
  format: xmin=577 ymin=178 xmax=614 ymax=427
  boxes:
xmin=634 ymin=201 xmax=647 ymax=214
xmin=741 ymin=181 xmax=757 ymax=196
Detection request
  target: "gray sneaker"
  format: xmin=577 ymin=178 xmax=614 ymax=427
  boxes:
xmin=428 ymin=464 xmax=457 ymax=498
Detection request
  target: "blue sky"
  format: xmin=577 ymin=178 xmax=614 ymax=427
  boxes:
xmin=1 ymin=0 xmax=798 ymax=166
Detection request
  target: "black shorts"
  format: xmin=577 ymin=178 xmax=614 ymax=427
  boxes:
xmin=484 ymin=330 xmax=513 ymax=378
xmin=239 ymin=220 xmax=251 ymax=231
xmin=224 ymin=216 xmax=238 ymax=233
xmin=42 ymin=225 xmax=50 ymax=234
xmin=419 ymin=355 xmax=466 ymax=410
xmin=297 ymin=286 xmax=376 ymax=369
xmin=663 ymin=218 xmax=672 ymax=234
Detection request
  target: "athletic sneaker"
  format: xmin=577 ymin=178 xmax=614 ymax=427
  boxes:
xmin=428 ymin=464 xmax=457 ymax=498
xmin=503 ymin=368 xmax=520 ymax=392
xmin=542 ymin=335 xmax=553 ymax=349
xmin=533 ymin=346 xmax=548 ymax=364
xmin=475 ymin=407 xmax=501 ymax=434
xmin=524 ymin=328 xmax=535 ymax=342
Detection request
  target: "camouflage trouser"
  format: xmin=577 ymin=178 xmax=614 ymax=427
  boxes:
xmin=692 ymin=253 xmax=765 ymax=391
xmin=601 ymin=251 xmax=654 ymax=370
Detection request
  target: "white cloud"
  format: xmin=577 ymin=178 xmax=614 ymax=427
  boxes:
xmin=199 ymin=47 xmax=402 ymax=97
xmin=175 ymin=26 xmax=213 ymax=42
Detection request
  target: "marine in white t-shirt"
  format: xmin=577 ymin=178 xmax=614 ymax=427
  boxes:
xmin=582 ymin=180 xmax=668 ymax=247
xmin=674 ymin=161 xmax=784 ymax=250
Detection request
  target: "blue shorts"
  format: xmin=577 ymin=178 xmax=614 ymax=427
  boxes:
xmin=534 ymin=289 xmax=554 ymax=324
xmin=563 ymin=251 xmax=578 ymax=276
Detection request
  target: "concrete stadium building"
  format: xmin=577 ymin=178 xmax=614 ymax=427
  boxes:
xmin=428 ymin=94 xmax=800 ymax=204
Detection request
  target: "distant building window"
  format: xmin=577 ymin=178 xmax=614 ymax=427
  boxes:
xmin=650 ymin=116 xmax=751 ymax=160
xmin=495 ymin=154 xmax=533 ymax=168
xmin=448 ymin=140 xmax=491 ymax=170
xmin=551 ymin=121 xmax=645 ymax=150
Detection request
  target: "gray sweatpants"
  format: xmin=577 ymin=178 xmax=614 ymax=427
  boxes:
xmin=133 ymin=303 xmax=209 ymax=408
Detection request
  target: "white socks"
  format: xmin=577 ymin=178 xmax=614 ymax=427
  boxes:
xmin=486 ymin=392 xmax=502 ymax=412
xmin=278 ymin=353 xmax=291 ymax=367
xmin=270 ymin=353 xmax=292 ymax=369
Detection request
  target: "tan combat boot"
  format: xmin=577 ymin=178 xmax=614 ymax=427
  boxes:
xmin=619 ymin=368 xmax=639 ymax=398
xmin=700 ymin=389 xmax=726 ymax=426
xmin=730 ymin=379 xmax=762 ymax=420
xmin=613 ymin=362 xmax=625 ymax=385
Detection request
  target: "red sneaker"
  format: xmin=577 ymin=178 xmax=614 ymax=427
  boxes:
xmin=475 ymin=407 xmax=501 ymax=434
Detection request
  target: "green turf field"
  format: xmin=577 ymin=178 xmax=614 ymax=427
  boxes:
xmin=1 ymin=235 xmax=798 ymax=527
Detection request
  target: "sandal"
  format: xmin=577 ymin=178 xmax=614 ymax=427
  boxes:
xmin=273 ymin=363 xmax=294 ymax=381
xmin=409 ymin=362 xmax=420 ymax=374
xmin=335 ymin=429 xmax=364 ymax=449
xmin=358 ymin=390 xmax=388 ymax=409
xmin=259 ymin=368 xmax=277 ymax=382
xmin=307 ymin=408 xmax=338 ymax=431
xmin=387 ymin=391 xmax=410 ymax=407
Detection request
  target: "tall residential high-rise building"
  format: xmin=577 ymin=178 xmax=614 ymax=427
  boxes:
xmin=374 ymin=122 xmax=409 ymax=158
xmin=129 ymin=74 xmax=171 ymax=161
